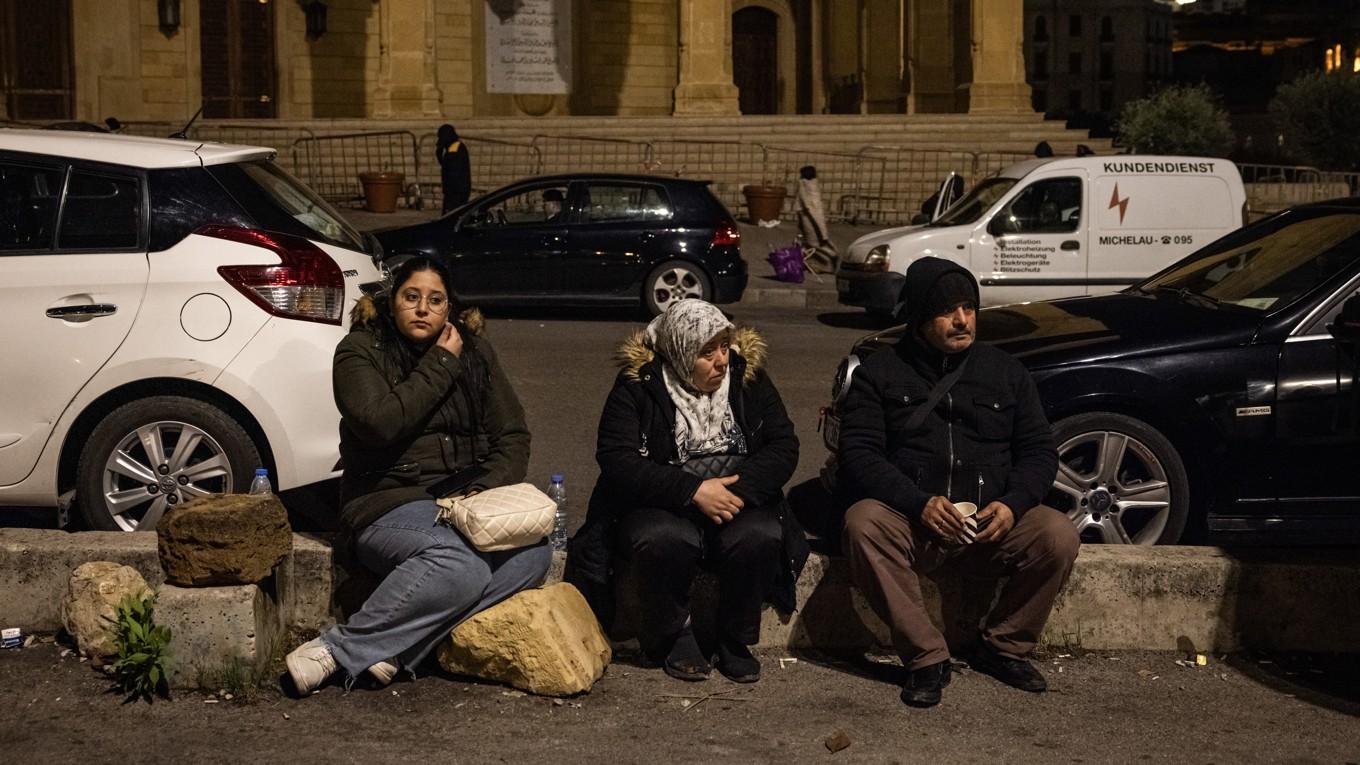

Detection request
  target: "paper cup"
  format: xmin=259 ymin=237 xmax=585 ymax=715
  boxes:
xmin=954 ymin=502 xmax=978 ymax=543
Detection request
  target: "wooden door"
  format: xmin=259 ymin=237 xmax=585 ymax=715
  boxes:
xmin=1 ymin=0 xmax=73 ymax=120
xmin=733 ymin=7 xmax=778 ymax=115
xmin=200 ymin=0 xmax=277 ymax=118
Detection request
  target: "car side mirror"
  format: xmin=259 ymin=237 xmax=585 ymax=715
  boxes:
xmin=1327 ymin=295 xmax=1360 ymax=345
xmin=987 ymin=215 xmax=1009 ymax=238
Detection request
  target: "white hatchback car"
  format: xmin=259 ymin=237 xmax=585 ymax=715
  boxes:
xmin=0 ymin=130 xmax=384 ymax=530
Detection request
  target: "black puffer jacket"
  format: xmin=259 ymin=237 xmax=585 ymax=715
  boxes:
xmin=837 ymin=258 xmax=1057 ymax=520
xmin=332 ymin=296 xmax=529 ymax=539
xmin=566 ymin=327 xmax=809 ymax=624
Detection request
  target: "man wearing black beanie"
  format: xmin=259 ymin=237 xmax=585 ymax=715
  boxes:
xmin=837 ymin=256 xmax=1080 ymax=708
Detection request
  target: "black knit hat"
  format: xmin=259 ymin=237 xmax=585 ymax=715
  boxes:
xmin=921 ymin=271 xmax=977 ymax=318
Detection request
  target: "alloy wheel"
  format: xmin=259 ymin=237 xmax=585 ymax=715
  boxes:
xmin=1051 ymin=429 xmax=1172 ymax=545
xmin=100 ymin=421 xmax=234 ymax=531
xmin=650 ymin=266 xmax=706 ymax=312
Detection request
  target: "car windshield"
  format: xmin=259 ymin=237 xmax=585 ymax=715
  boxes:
xmin=1137 ymin=209 xmax=1360 ymax=313
xmin=215 ymin=160 xmax=367 ymax=252
xmin=930 ymin=177 xmax=1018 ymax=227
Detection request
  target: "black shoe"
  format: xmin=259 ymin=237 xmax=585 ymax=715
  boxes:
xmin=899 ymin=659 xmax=952 ymax=708
xmin=661 ymin=627 xmax=711 ymax=682
xmin=715 ymin=639 xmax=761 ymax=683
xmin=969 ymin=644 xmax=1047 ymax=693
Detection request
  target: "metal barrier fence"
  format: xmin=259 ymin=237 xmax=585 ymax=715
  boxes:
xmin=1239 ymin=163 xmax=1360 ymax=218
xmin=647 ymin=138 xmax=765 ymax=215
xmin=852 ymin=146 xmax=1031 ymax=225
xmin=291 ymin=130 xmax=421 ymax=208
xmin=530 ymin=134 xmax=652 ymax=177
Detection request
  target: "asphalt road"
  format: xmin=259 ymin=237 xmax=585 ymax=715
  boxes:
xmin=3 ymin=641 xmax=1357 ymax=764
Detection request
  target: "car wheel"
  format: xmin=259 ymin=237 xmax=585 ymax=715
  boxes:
xmin=1047 ymin=412 xmax=1189 ymax=545
xmin=76 ymin=396 xmax=262 ymax=532
xmin=643 ymin=260 xmax=711 ymax=316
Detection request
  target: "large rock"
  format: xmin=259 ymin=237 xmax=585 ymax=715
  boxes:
xmin=438 ymin=583 xmax=611 ymax=697
xmin=60 ymin=561 xmax=152 ymax=665
xmin=157 ymin=494 xmax=292 ymax=586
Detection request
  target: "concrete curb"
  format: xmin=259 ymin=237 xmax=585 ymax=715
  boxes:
xmin=3 ymin=529 xmax=1358 ymax=654
xmin=738 ymin=284 xmax=840 ymax=310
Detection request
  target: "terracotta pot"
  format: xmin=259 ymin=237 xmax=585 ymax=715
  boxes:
xmin=359 ymin=171 xmax=405 ymax=213
xmin=742 ymin=184 xmax=787 ymax=224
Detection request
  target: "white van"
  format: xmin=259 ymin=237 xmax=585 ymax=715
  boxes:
xmin=836 ymin=155 xmax=1248 ymax=314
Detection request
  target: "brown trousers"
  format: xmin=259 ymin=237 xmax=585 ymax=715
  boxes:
xmin=843 ymin=499 xmax=1080 ymax=670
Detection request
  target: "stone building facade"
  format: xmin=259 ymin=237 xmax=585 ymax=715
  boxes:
xmin=1023 ymin=0 xmax=1173 ymax=120
xmin=1 ymin=0 xmax=1036 ymax=123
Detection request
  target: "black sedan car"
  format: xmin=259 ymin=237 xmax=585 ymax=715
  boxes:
xmin=822 ymin=199 xmax=1360 ymax=546
xmin=375 ymin=173 xmax=747 ymax=315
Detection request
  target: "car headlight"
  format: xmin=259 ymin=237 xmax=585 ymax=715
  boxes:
xmin=863 ymin=245 xmax=890 ymax=272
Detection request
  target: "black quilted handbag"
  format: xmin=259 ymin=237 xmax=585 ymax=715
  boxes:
xmin=680 ymin=453 xmax=746 ymax=480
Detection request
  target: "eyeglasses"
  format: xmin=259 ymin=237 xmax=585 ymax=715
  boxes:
xmin=397 ymin=290 xmax=450 ymax=314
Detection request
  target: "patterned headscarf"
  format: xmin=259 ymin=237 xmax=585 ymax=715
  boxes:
xmin=643 ymin=299 xmax=745 ymax=462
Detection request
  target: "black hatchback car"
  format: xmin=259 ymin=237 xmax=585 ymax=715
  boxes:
xmin=375 ymin=173 xmax=747 ymax=315
xmin=822 ymin=200 xmax=1360 ymax=547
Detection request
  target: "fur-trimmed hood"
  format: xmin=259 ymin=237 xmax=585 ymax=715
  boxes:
xmin=348 ymin=294 xmax=486 ymax=337
xmin=616 ymin=325 xmax=767 ymax=383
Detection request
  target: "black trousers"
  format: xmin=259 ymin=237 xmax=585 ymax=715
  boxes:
xmin=616 ymin=504 xmax=782 ymax=647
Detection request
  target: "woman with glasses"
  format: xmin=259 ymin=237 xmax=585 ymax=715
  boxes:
xmin=285 ymin=256 xmax=548 ymax=696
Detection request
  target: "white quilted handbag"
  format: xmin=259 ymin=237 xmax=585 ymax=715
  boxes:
xmin=435 ymin=483 xmax=555 ymax=552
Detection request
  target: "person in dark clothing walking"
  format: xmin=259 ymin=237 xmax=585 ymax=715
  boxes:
xmin=567 ymin=299 xmax=807 ymax=684
xmin=436 ymin=123 xmax=472 ymax=213
xmin=838 ymin=256 xmax=1079 ymax=708
xmin=284 ymin=257 xmax=547 ymax=696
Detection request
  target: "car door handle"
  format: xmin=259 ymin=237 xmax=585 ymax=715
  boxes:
xmin=1061 ymin=240 xmax=1081 ymax=251
xmin=46 ymin=304 xmax=118 ymax=319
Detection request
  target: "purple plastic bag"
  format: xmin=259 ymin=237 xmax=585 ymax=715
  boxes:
xmin=767 ymin=244 xmax=805 ymax=284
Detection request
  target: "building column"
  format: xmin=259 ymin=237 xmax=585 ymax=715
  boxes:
xmin=967 ymin=0 xmax=1031 ymax=113
xmin=372 ymin=0 xmax=444 ymax=118
xmin=673 ymin=0 xmax=740 ymax=116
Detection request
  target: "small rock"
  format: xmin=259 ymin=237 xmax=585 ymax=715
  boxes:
xmin=223 ymin=693 xmax=233 ymax=701
xmin=282 ymin=713 xmax=290 ymax=720
xmin=824 ymin=731 xmax=852 ymax=753
xmin=552 ymin=698 xmax=565 ymax=706
xmin=22 ymin=635 xmax=35 ymax=648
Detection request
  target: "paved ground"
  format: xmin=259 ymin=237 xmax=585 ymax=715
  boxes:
xmin=2 ymin=640 xmax=1357 ymax=764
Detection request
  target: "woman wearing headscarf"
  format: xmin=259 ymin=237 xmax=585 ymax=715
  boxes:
xmin=435 ymin=123 xmax=472 ymax=213
xmin=567 ymin=299 xmax=807 ymax=683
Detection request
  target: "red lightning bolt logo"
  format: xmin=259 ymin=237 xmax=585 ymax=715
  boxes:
xmin=1109 ymin=183 xmax=1129 ymax=224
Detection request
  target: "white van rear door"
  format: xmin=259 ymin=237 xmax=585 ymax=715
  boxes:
xmin=975 ymin=174 xmax=1088 ymax=294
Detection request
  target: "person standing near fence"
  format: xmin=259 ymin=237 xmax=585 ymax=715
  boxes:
xmin=436 ymin=123 xmax=472 ymax=213
xmin=796 ymin=165 xmax=837 ymax=273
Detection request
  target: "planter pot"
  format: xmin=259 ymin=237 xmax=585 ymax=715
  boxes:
xmin=742 ymin=184 xmax=787 ymax=224
xmin=359 ymin=171 xmax=405 ymax=213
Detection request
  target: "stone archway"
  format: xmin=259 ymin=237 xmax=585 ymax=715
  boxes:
xmin=732 ymin=0 xmax=797 ymax=114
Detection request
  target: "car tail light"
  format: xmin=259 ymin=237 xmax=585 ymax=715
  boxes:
xmin=712 ymin=221 xmax=741 ymax=247
xmin=199 ymin=225 xmax=345 ymax=325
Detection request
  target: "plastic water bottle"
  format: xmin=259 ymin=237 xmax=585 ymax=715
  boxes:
xmin=249 ymin=468 xmax=272 ymax=496
xmin=548 ymin=474 xmax=568 ymax=550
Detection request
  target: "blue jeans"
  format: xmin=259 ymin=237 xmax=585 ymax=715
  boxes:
xmin=321 ymin=499 xmax=552 ymax=679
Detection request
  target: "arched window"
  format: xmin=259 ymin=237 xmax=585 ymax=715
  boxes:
xmin=1034 ymin=15 xmax=1048 ymax=42
xmin=1100 ymin=16 xmax=1114 ymax=41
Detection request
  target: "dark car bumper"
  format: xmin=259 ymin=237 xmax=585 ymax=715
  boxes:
xmin=836 ymin=269 xmax=903 ymax=314
xmin=709 ymin=249 xmax=748 ymax=304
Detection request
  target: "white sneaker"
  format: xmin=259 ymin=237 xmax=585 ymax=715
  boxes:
xmin=286 ymin=637 xmax=337 ymax=695
xmin=367 ymin=659 xmax=400 ymax=687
